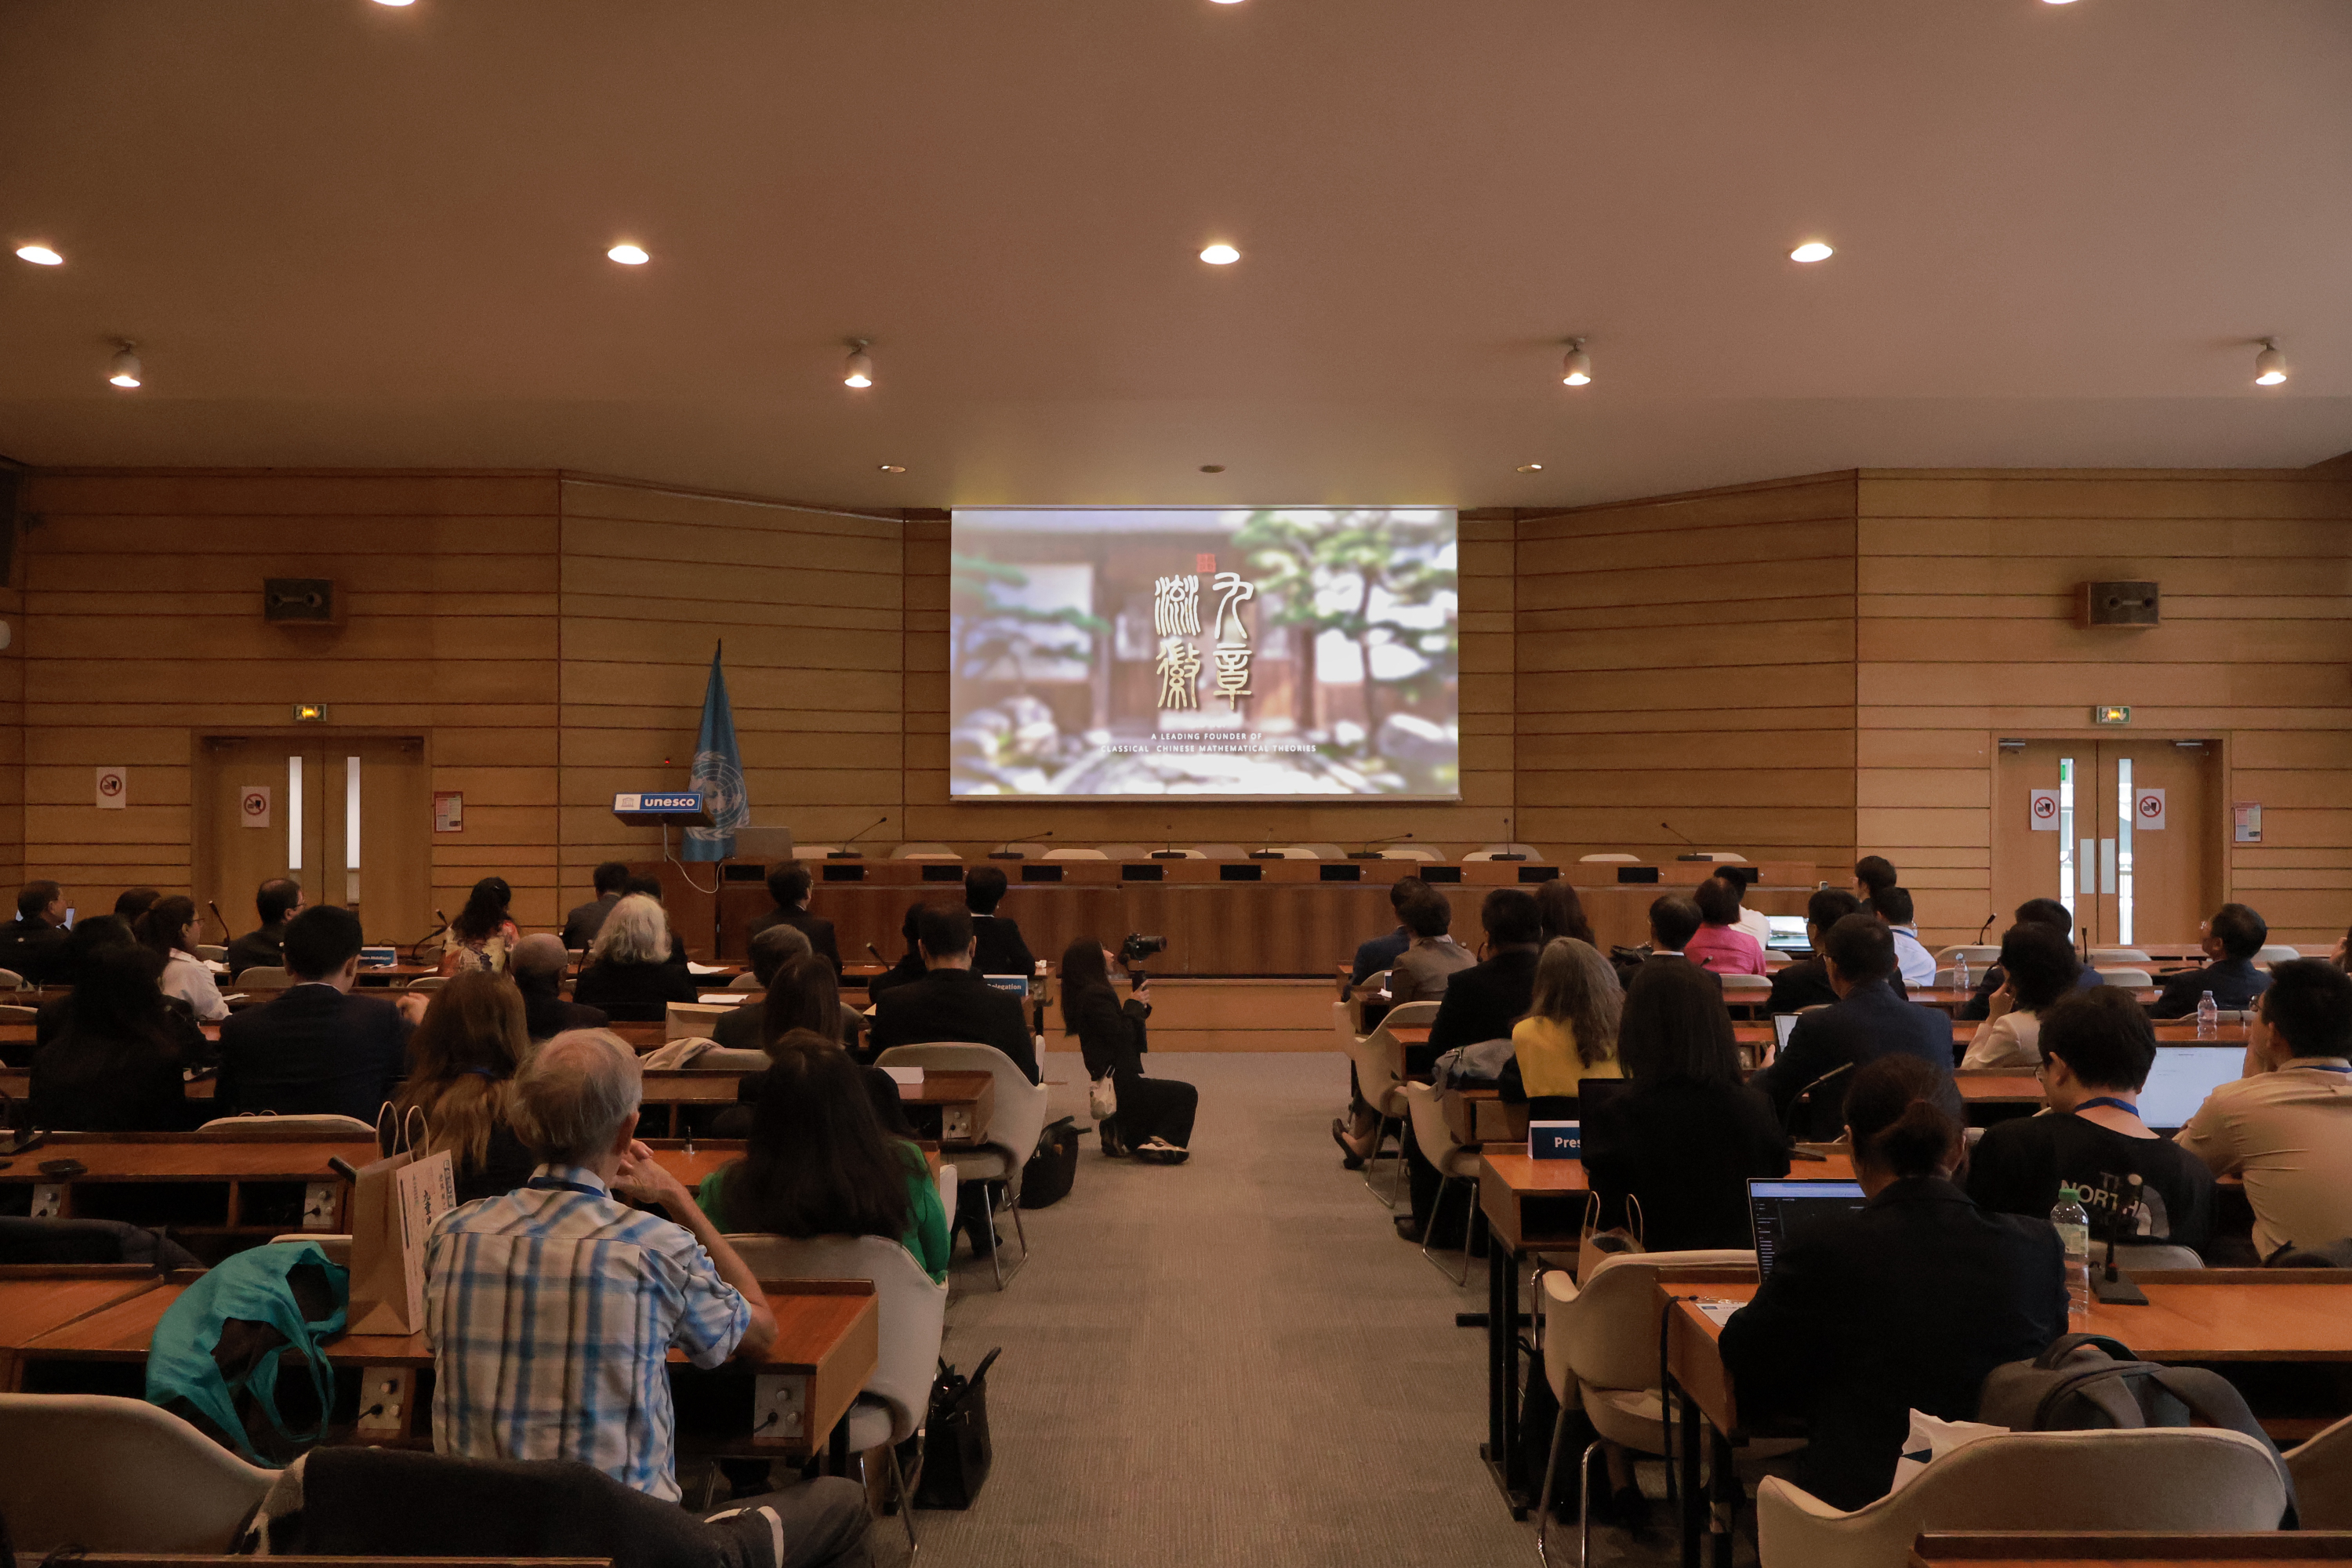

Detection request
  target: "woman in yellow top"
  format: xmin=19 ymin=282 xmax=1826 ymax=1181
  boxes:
xmin=1508 ymin=936 xmax=1626 ymax=1113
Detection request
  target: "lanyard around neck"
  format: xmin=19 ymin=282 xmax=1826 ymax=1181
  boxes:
xmin=2074 ymin=1095 xmax=2141 ymax=1116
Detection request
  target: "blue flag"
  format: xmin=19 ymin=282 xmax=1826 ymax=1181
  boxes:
xmin=683 ymin=644 xmax=750 ymax=861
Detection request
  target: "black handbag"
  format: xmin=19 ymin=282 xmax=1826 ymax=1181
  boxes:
xmin=911 ymin=1348 xmax=999 ymax=1510
xmin=1018 ymin=1116 xmax=1081 ymax=1209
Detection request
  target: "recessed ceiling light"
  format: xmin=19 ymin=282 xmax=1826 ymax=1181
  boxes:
xmin=1199 ymin=243 xmax=1240 ymax=266
xmin=1200 ymin=464 xmax=1226 ymax=474
xmin=1561 ymin=337 xmax=1592 ymax=387
xmin=14 ymin=245 xmax=62 ymax=267
xmin=107 ymin=343 xmax=142 ymax=389
xmin=2042 ymin=0 xmax=2078 ymax=5
xmin=2254 ymin=338 xmax=2287 ymax=387
xmin=1790 ymin=241 xmax=1835 ymax=263
xmin=1516 ymin=463 xmax=1544 ymax=474
xmin=373 ymin=1 xmax=416 ymax=8
xmin=844 ymin=339 xmax=874 ymax=389
xmin=1210 ymin=0 xmax=1245 ymax=5
xmin=877 ymin=463 xmax=907 ymax=474
xmin=606 ymin=244 xmax=648 ymax=265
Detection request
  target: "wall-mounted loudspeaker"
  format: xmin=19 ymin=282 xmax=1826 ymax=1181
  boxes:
xmin=263 ymin=578 xmax=339 ymax=625
xmin=2077 ymin=580 xmax=2159 ymax=628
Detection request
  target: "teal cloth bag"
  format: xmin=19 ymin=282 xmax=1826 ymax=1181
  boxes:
xmin=146 ymin=1241 xmax=350 ymax=1464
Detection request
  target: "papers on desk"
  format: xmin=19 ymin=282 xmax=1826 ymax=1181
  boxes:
xmin=1691 ymin=1298 xmax=1744 ymax=1330
xmin=203 ymin=960 xmax=230 ymax=974
xmin=884 ymin=1065 xmax=924 ymax=1087
xmin=686 ymin=961 xmax=728 ymax=976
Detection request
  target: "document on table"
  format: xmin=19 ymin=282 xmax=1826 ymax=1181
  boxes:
xmin=1691 ymin=1298 xmax=1744 ymax=1329
xmin=686 ymin=961 xmax=728 ymax=975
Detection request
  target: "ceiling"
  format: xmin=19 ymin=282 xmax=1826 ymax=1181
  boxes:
xmin=2 ymin=0 xmax=2349 ymax=510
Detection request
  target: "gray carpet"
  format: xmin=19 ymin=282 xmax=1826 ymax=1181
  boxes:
xmin=909 ymin=1051 xmax=1585 ymax=1568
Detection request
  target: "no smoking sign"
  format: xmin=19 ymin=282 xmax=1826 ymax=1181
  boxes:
xmin=94 ymin=766 xmax=127 ymax=810
xmin=241 ymin=786 xmax=274 ymax=829
xmin=2136 ymin=788 xmax=2166 ymax=831
xmin=2028 ymin=788 xmax=2059 ymax=831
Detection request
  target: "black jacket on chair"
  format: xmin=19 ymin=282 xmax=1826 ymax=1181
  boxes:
xmin=1749 ymin=977 xmax=1962 ymax=1132
xmin=216 ymin=984 xmax=412 ymax=1123
xmin=868 ymin=967 xmax=1036 ymax=1083
xmin=1719 ymin=1176 xmax=2067 ymax=1509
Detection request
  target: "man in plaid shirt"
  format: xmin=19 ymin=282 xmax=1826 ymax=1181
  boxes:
xmin=425 ymin=1028 xmax=777 ymax=1501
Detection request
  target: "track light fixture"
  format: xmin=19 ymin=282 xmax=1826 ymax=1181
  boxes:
xmin=107 ymin=343 xmax=142 ymax=389
xmin=1561 ymin=338 xmax=1592 ymax=387
xmin=844 ymin=339 xmax=875 ymax=389
xmin=2253 ymin=339 xmax=2286 ymax=387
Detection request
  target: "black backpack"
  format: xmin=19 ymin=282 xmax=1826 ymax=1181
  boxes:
xmin=1017 ymin=1116 xmax=1081 ymax=1209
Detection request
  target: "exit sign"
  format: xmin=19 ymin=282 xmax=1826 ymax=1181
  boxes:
xmin=2092 ymin=705 xmax=2131 ymax=726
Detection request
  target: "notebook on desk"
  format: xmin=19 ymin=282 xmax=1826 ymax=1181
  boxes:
xmin=1748 ymin=1177 xmax=1867 ymax=1277
xmin=2135 ymin=1044 xmax=2245 ymax=1134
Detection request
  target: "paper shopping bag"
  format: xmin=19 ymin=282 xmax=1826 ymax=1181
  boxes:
xmin=345 ymin=1145 xmax=456 ymax=1335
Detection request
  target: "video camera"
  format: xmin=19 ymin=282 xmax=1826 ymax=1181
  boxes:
xmin=1119 ymin=932 xmax=1167 ymax=988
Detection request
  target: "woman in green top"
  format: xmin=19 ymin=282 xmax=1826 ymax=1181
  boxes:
xmin=695 ymin=1042 xmax=952 ymax=1283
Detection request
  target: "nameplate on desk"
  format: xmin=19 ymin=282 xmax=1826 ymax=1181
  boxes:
xmin=1219 ymin=863 xmax=1263 ymax=882
xmin=820 ymin=862 xmax=866 ymax=881
xmin=1529 ymin=1120 xmax=1581 ymax=1160
xmin=358 ymin=946 xmax=397 ymax=967
xmin=1019 ymin=862 xmax=1064 ymax=883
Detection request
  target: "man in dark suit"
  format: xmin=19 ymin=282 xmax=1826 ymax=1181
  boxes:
xmin=2148 ymin=902 xmax=2274 ymax=1019
xmin=868 ymin=908 xmax=1036 ymax=1082
xmin=711 ymin=924 xmax=811 ymax=1051
xmin=1957 ymin=896 xmax=2102 ymax=1020
xmin=216 ymin=904 xmax=421 ymax=1123
xmin=510 ymin=933 xmax=608 ymax=1043
xmin=559 ymin=862 xmax=630 ymax=951
xmin=1765 ymin=888 xmax=1864 ymax=1014
xmin=963 ymin=866 xmax=1036 ymax=977
xmin=1401 ymin=888 xmax=1545 ymax=1243
xmin=224 ymin=878 xmax=305 ymax=978
xmin=744 ymin=862 xmax=841 ymax=976
xmin=1751 ymin=913 xmax=1962 ymax=1136
xmin=0 ymin=880 xmax=71 ymax=987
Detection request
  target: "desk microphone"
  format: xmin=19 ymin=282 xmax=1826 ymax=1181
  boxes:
xmin=1248 ymin=824 xmax=1283 ymax=860
xmin=206 ymin=899 xmax=230 ymax=938
xmin=2092 ymin=1174 xmax=2151 ymax=1305
xmin=1492 ymin=813 xmax=1526 ymax=862
xmin=1976 ymin=913 xmax=1997 ymax=943
xmin=866 ymin=942 xmax=887 ymax=964
xmin=830 ymin=816 xmax=888 ymax=860
xmin=1348 ymin=832 xmax=1414 ymax=862
xmin=1660 ymin=821 xmax=1711 ymax=862
xmin=990 ymin=829 xmax=1052 ymax=861
xmin=1151 ymin=822 xmax=1187 ymax=860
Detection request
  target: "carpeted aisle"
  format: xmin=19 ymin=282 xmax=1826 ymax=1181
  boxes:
xmin=913 ymin=1051 xmax=1541 ymax=1568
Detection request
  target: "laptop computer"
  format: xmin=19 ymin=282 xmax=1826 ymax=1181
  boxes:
xmin=1764 ymin=915 xmax=1811 ymax=954
xmin=2135 ymin=1044 xmax=2245 ymax=1134
xmin=1748 ymin=1177 xmax=1868 ymax=1276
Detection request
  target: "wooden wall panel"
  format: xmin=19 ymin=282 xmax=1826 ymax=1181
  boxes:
xmin=1856 ymin=470 xmax=2352 ymax=946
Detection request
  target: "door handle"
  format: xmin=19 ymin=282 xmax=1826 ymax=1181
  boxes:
xmin=2100 ymin=838 xmax=2117 ymax=895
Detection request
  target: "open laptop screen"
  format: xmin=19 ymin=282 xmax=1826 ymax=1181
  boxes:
xmin=1764 ymin=914 xmax=1811 ymax=953
xmin=1748 ymin=1177 xmax=1867 ymax=1277
xmin=2136 ymin=1045 xmax=2245 ymax=1134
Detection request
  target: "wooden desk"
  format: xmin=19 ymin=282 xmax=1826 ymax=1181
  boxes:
xmin=637 ymin=1068 xmax=993 ymax=1147
xmin=0 ymin=1131 xmax=369 ymax=1246
xmin=1911 ymin=1534 xmax=2352 ymax=1567
xmin=0 ymin=1067 xmax=217 ymax=1102
xmin=16 ymin=1273 xmax=878 ymax=1465
xmin=0 ymin=1267 xmax=166 ymax=1390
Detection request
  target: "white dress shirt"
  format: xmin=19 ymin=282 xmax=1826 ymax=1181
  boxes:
xmin=159 ymin=947 xmax=230 ymax=1023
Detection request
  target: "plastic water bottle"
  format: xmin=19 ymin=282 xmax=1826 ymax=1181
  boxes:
xmin=1951 ymin=951 xmax=1971 ymax=995
xmin=2197 ymin=991 xmax=2219 ymax=1040
xmin=2051 ymin=1185 xmax=2091 ymax=1323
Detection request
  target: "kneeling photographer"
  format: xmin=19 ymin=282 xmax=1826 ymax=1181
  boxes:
xmin=1059 ymin=934 xmax=1197 ymax=1163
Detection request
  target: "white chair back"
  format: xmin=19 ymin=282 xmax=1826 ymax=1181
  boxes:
xmin=403 ymin=975 xmax=448 ymax=993
xmin=1578 ymin=853 xmax=1640 ymax=864
xmin=198 ymin=1112 xmax=378 ymax=1138
xmin=1933 ymin=946 xmax=2001 ymax=964
xmin=890 ymin=844 xmax=960 ymax=861
xmin=1402 ymin=1080 xmax=1472 ymax=1175
xmin=1041 ymin=847 xmax=1109 ymax=860
xmin=1187 ymin=844 xmax=1243 ymax=860
xmin=0 ymin=1393 xmax=278 ymax=1553
xmin=1756 ymin=1428 xmax=2289 ymax=1568
xmin=1094 ymin=844 xmax=1149 ymax=860
xmin=870 ymin=1043 xmax=1050 ymax=1191
xmin=232 ymin=965 xmax=292 ymax=988
xmin=1380 ymin=847 xmax=1439 ymax=861
xmin=0 ymin=1004 xmax=36 ymax=1022
xmin=1543 ymin=1250 xmax=1758 ymax=1399
xmin=2288 ymin=1411 xmax=2352 ymax=1530
xmin=1262 ymin=846 xmax=1321 ymax=859
xmin=2256 ymin=944 xmax=2303 ymax=966
xmin=1719 ymin=973 xmax=1772 ymax=993
xmin=2086 ymin=948 xmax=2150 ymax=964
xmin=193 ymin=944 xmax=229 ymax=963
xmin=2100 ymin=967 xmax=2155 ymax=988
xmin=2107 ymin=1241 xmax=2202 ymax=1271
xmin=723 ymin=1234 xmax=946 ymax=1447
xmin=0 ymin=967 xmax=26 ymax=991
xmin=1348 ymin=1000 xmax=1437 ymax=1119
xmin=728 ymin=969 xmax=764 ymax=990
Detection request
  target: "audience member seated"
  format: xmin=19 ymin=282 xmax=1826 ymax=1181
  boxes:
xmin=1873 ymin=886 xmax=1938 ymax=989
xmin=622 ymin=876 xmax=693 ymax=966
xmin=394 ymin=971 xmax=539 ymax=1203
xmin=1349 ymin=876 xmax=1427 ymax=987
xmin=559 ymin=860 xmax=630 ymax=951
xmin=1719 ymin=1053 xmax=2067 ymax=1510
xmin=1763 ymin=888 xmax=1863 ymax=1014
xmin=1960 ymin=922 xmax=2082 ymax=1068
xmin=1686 ymin=875 xmax=1768 ymax=976
xmin=1061 ymin=937 xmax=1197 ymax=1162
xmin=1581 ymin=959 xmax=1788 ymax=1250
xmin=753 ymin=954 xmax=847 ymax=1052
xmin=439 ymin=876 xmax=521 ymax=975
xmin=744 ymin=861 xmax=840 ymax=975
xmin=29 ymin=945 xmax=201 ymax=1131
xmin=217 ymin=904 xmax=422 ymax=1122
xmin=0 ymin=880 xmax=71 ymax=986
xmin=866 ymin=901 xmax=930 ymax=1000
xmin=696 ymin=1041 xmax=952 ymax=1282
xmin=1537 ymin=879 xmax=1596 ymax=947
xmin=137 ymin=894 xmax=230 ymax=1024
xmin=225 ymin=877 xmax=304 ymax=978
xmin=1853 ymin=854 xmax=1898 ymax=915
xmin=1713 ymin=866 xmax=1773 ymax=946
xmin=868 ymin=907 xmax=1037 ymax=1081
xmin=710 ymin=924 xmax=812 ymax=1051
xmin=1967 ymin=986 xmax=2216 ymax=1253
xmin=424 ymin=1029 xmax=776 ymax=1499
xmin=1751 ymin=913 xmax=1962 ymax=1134
xmin=1959 ymin=896 xmax=2101 ymax=1021
xmin=112 ymin=886 xmax=161 ymax=924
xmin=1501 ymin=936 xmax=1623 ymax=1116
xmin=1385 ymin=887 xmax=1476 ymax=1006
xmin=511 ymin=933 xmax=608 ymax=1041
xmin=2176 ymin=957 xmax=2352 ymax=1259
xmin=31 ymin=917 xmax=212 ymax=1074
xmin=964 ymin=865 xmax=1037 ymax=977
xmin=572 ymin=895 xmax=699 ymax=1022
xmin=2149 ymin=902 xmax=2274 ymax=1019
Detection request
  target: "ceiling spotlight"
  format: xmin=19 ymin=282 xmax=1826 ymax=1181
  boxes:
xmin=877 ymin=463 xmax=907 ymax=474
xmin=107 ymin=343 xmax=142 ymax=389
xmin=844 ymin=339 xmax=874 ymax=389
xmin=1561 ymin=337 xmax=1592 ymax=387
xmin=1199 ymin=243 xmax=1240 ymax=266
xmin=606 ymin=244 xmax=648 ymax=266
xmin=1790 ymin=241 xmax=1835 ymax=263
xmin=2254 ymin=338 xmax=2287 ymax=387
xmin=1516 ymin=463 xmax=1544 ymax=474
xmin=14 ymin=245 xmax=62 ymax=267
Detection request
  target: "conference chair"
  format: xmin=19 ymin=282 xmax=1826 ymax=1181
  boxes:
xmin=0 ymin=1004 xmax=34 ymax=1023
xmin=1262 ymin=845 xmax=1321 ymax=858
xmin=1402 ymin=1080 xmax=1482 ymax=1285
xmin=2256 ymin=944 xmax=2303 ymax=966
xmin=1465 ymin=843 xmax=1543 ymax=862
xmin=2288 ymin=1411 xmax=2352 ymax=1530
xmin=723 ymin=1233 xmax=947 ymax=1552
xmin=198 ymin=1112 xmax=378 ymax=1138
xmin=2087 ymin=947 xmax=2151 ymax=966
xmin=890 ymin=843 xmax=961 ymax=861
xmin=870 ymin=1042 xmax=1049 ymax=1289
xmin=728 ymin=969 xmax=762 ymax=989
xmin=1719 ymin=975 xmax=1772 ymax=994
xmin=1041 ymin=847 xmax=1109 ymax=860
xmin=194 ymin=943 xmax=228 ymax=962
xmin=1755 ymin=1428 xmax=2289 ymax=1568
xmin=1343 ymin=1000 xmax=1437 ymax=1207
xmin=232 ymin=965 xmax=291 ymax=988
xmin=1932 ymin=946 xmax=2001 ymax=967
xmin=1380 ymin=847 xmax=1439 ymax=861
xmin=2107 ymin=1242 xmax=2202 ymax=1271
xmin=1095 ymin=844 xmax=1149 ymax=860
xmin=1534 ymin=1249 xmax=1759 ymax=1568
xmin=403 ymin=975 xmax=448 ymax=993
xmin=0 ymin=1393 xmax=278 ymax=1554
xmin=2100 ymin=967 xmax=2155 ymax=989
xmin=1578 ymin=854 xmax=1640 ymax=864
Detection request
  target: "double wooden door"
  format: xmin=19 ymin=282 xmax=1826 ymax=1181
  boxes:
xmin=194 ymin=735 xmax=430 ymax=949
xmin=1991 ymin=739 xmax=2221 ymax=949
